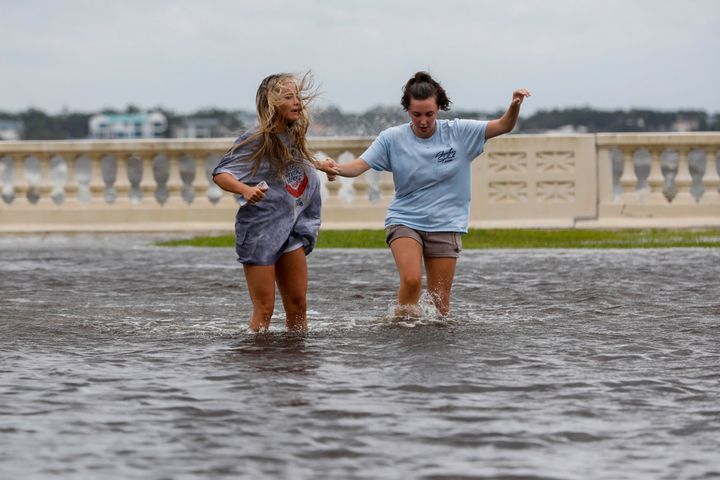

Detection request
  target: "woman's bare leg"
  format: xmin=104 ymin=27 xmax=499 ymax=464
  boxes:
xmin=425 ymin=257 xmax=457 ymax=315
xmin=243 ymin=264 xmax=276 ymax=331
xmin=389 ymin=237 xmax=424 ymax=317
xmin=275 ymin=247 xmax=308 ymax=332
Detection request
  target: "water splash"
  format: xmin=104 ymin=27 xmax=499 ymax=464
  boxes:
xmin=380 ymin=291 xmax=452 ymax=328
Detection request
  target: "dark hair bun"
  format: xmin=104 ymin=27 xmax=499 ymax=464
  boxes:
xmin=401 ymin=71 xmax=452 ymax=111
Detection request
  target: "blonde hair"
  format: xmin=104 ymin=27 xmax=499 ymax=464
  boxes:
xmin=233 ymin=72 xmax=318 ymax=178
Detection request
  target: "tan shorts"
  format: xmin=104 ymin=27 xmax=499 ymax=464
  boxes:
xmin=385 ymin=224 xmax=462 ymax=258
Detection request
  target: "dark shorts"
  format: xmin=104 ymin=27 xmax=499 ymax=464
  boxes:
xmin=385 ymin=224 xmax=462 ymax=258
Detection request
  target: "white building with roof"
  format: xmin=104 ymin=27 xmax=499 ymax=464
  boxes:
xmin=0 ymin=120 xmax=23 ymax=140
xmin=173 ymin=118 xmax=232 ymax=138
xmin=89 ymin=112 xmax=167 ymax=139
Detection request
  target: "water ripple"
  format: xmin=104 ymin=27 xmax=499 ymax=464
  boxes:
xmin=1 ymin=240 xmax=719 ymax=479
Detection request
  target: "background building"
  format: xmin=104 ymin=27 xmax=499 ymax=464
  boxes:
xmin=173 ymin=117 xmax=232 ymax=138
xmin=89 ymin=111 xmax=167 ymax=139
xmin=0 ymin=120 xmax=23 ymax=140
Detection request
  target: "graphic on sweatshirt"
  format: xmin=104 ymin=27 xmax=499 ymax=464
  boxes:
xmin=284 ymin=162 xmax=308 ymax=198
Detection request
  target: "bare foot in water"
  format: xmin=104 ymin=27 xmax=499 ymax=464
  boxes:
xmin=393 ymin=304 xmax=422 ymax=321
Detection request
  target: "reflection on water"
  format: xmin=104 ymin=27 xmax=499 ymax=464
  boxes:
xmin=1 ymin=236 xmax=719 ymax=479
xmin=228 ymin=333 xmax=320 ymax=375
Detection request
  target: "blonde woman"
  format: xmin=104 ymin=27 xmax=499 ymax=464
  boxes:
xmin=212 ymin=73 xmax=337 ymax=332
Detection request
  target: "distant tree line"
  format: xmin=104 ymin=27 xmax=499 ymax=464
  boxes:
xmin=515 ymin=107 xmax=718 ymax=133
xmin=1 ymin=105 xmax=718 ymax=140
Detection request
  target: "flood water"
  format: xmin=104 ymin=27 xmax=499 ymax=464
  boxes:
xmin=1 ymin=236 xmax=719 ymax=479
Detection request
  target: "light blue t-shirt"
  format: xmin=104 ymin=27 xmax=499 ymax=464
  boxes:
xmin=361 ymin=119 xmax=488 ymax=233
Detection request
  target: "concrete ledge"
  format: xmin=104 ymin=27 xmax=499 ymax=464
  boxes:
xmin=576 ymin=217 xmax=720 ymax=229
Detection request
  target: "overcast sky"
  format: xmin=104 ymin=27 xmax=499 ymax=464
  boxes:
xmin=2 ymin=0 xmax=718 ymax=114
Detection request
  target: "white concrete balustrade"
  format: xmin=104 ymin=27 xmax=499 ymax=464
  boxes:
xmin=0 ymin=134 xmax=718 ymax=233
xmin=595 ymin=133 xmax=720 ymax=227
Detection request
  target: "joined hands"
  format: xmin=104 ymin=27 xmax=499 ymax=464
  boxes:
xmin=316 ymin=157 xmax=340 ymax=181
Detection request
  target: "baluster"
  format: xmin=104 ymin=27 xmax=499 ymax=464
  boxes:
xmin=673 ymin=147 xmax=695 ymax=204
xmin=645 ymin=147 xmax=668 ymax=204
xmin=700 ymin=147 xmax=720 ymax=204
xmin=166 ymin=152 xmax=184 ymax=202
xmin=192 ymin=152 xmax=210 ymax=204
xmin=64 ymin=154 xmax=79 ymax=203
xmin=114 ymin=153 xmax=132 ymax=203
xmin=0 ymin=156 xmax=8 ymax=204
xmin=14 ymin=156 xmax=27 ymax=204
xmin=37 ymin=153 xmax=53 ymax=204
xmin=88 ymin=153 xmax=106 ymax=203
xmin=138 ymin=154 xmax=157 ymax=204
xmin=7 ymin=155 xmax=24 ymax=204
xmin=619 ymin=147 xmax=639 ymax=202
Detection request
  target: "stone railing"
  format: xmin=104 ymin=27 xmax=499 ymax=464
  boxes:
xmin=595 ymin=133 xmax=720 ymax=227
xmin=0 ymin=134 xmax=718 ymax=233
xmin=472 ymin=133 xmax=720 ymax=228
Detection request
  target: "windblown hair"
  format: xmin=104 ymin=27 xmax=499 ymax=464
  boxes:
xmin=401 ymin=71 xmax=452 ymax=111
xmin=233 ymin=72 xmax=318 ymax=178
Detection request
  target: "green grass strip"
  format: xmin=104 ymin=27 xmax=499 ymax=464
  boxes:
xmin=158 ymin=228 xmax=720 ymax=249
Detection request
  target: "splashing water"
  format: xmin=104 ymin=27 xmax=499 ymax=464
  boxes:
xmin=378 ymin=291 xmax=455 ymax=328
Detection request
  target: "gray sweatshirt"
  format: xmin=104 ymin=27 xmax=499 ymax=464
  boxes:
xmin=212 ymin=130 xmax=321 ymax=265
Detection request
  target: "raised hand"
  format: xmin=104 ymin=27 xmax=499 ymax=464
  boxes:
xmin=511 ymin=88 xmax=532 ymax=107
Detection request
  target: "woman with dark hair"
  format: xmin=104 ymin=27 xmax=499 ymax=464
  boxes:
xmin=328 ymin=71 xmax=530 ymax=317
xmin=212 ymin=72 xmax=337 ymax=332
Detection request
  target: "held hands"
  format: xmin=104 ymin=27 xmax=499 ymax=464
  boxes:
xmin=316 ymin=157 xmax=340 ymax=181
xmin=511 ymin=89 xmax=532 ymax=107
xmin=241 ymin=181 xmax=269 ymax=205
